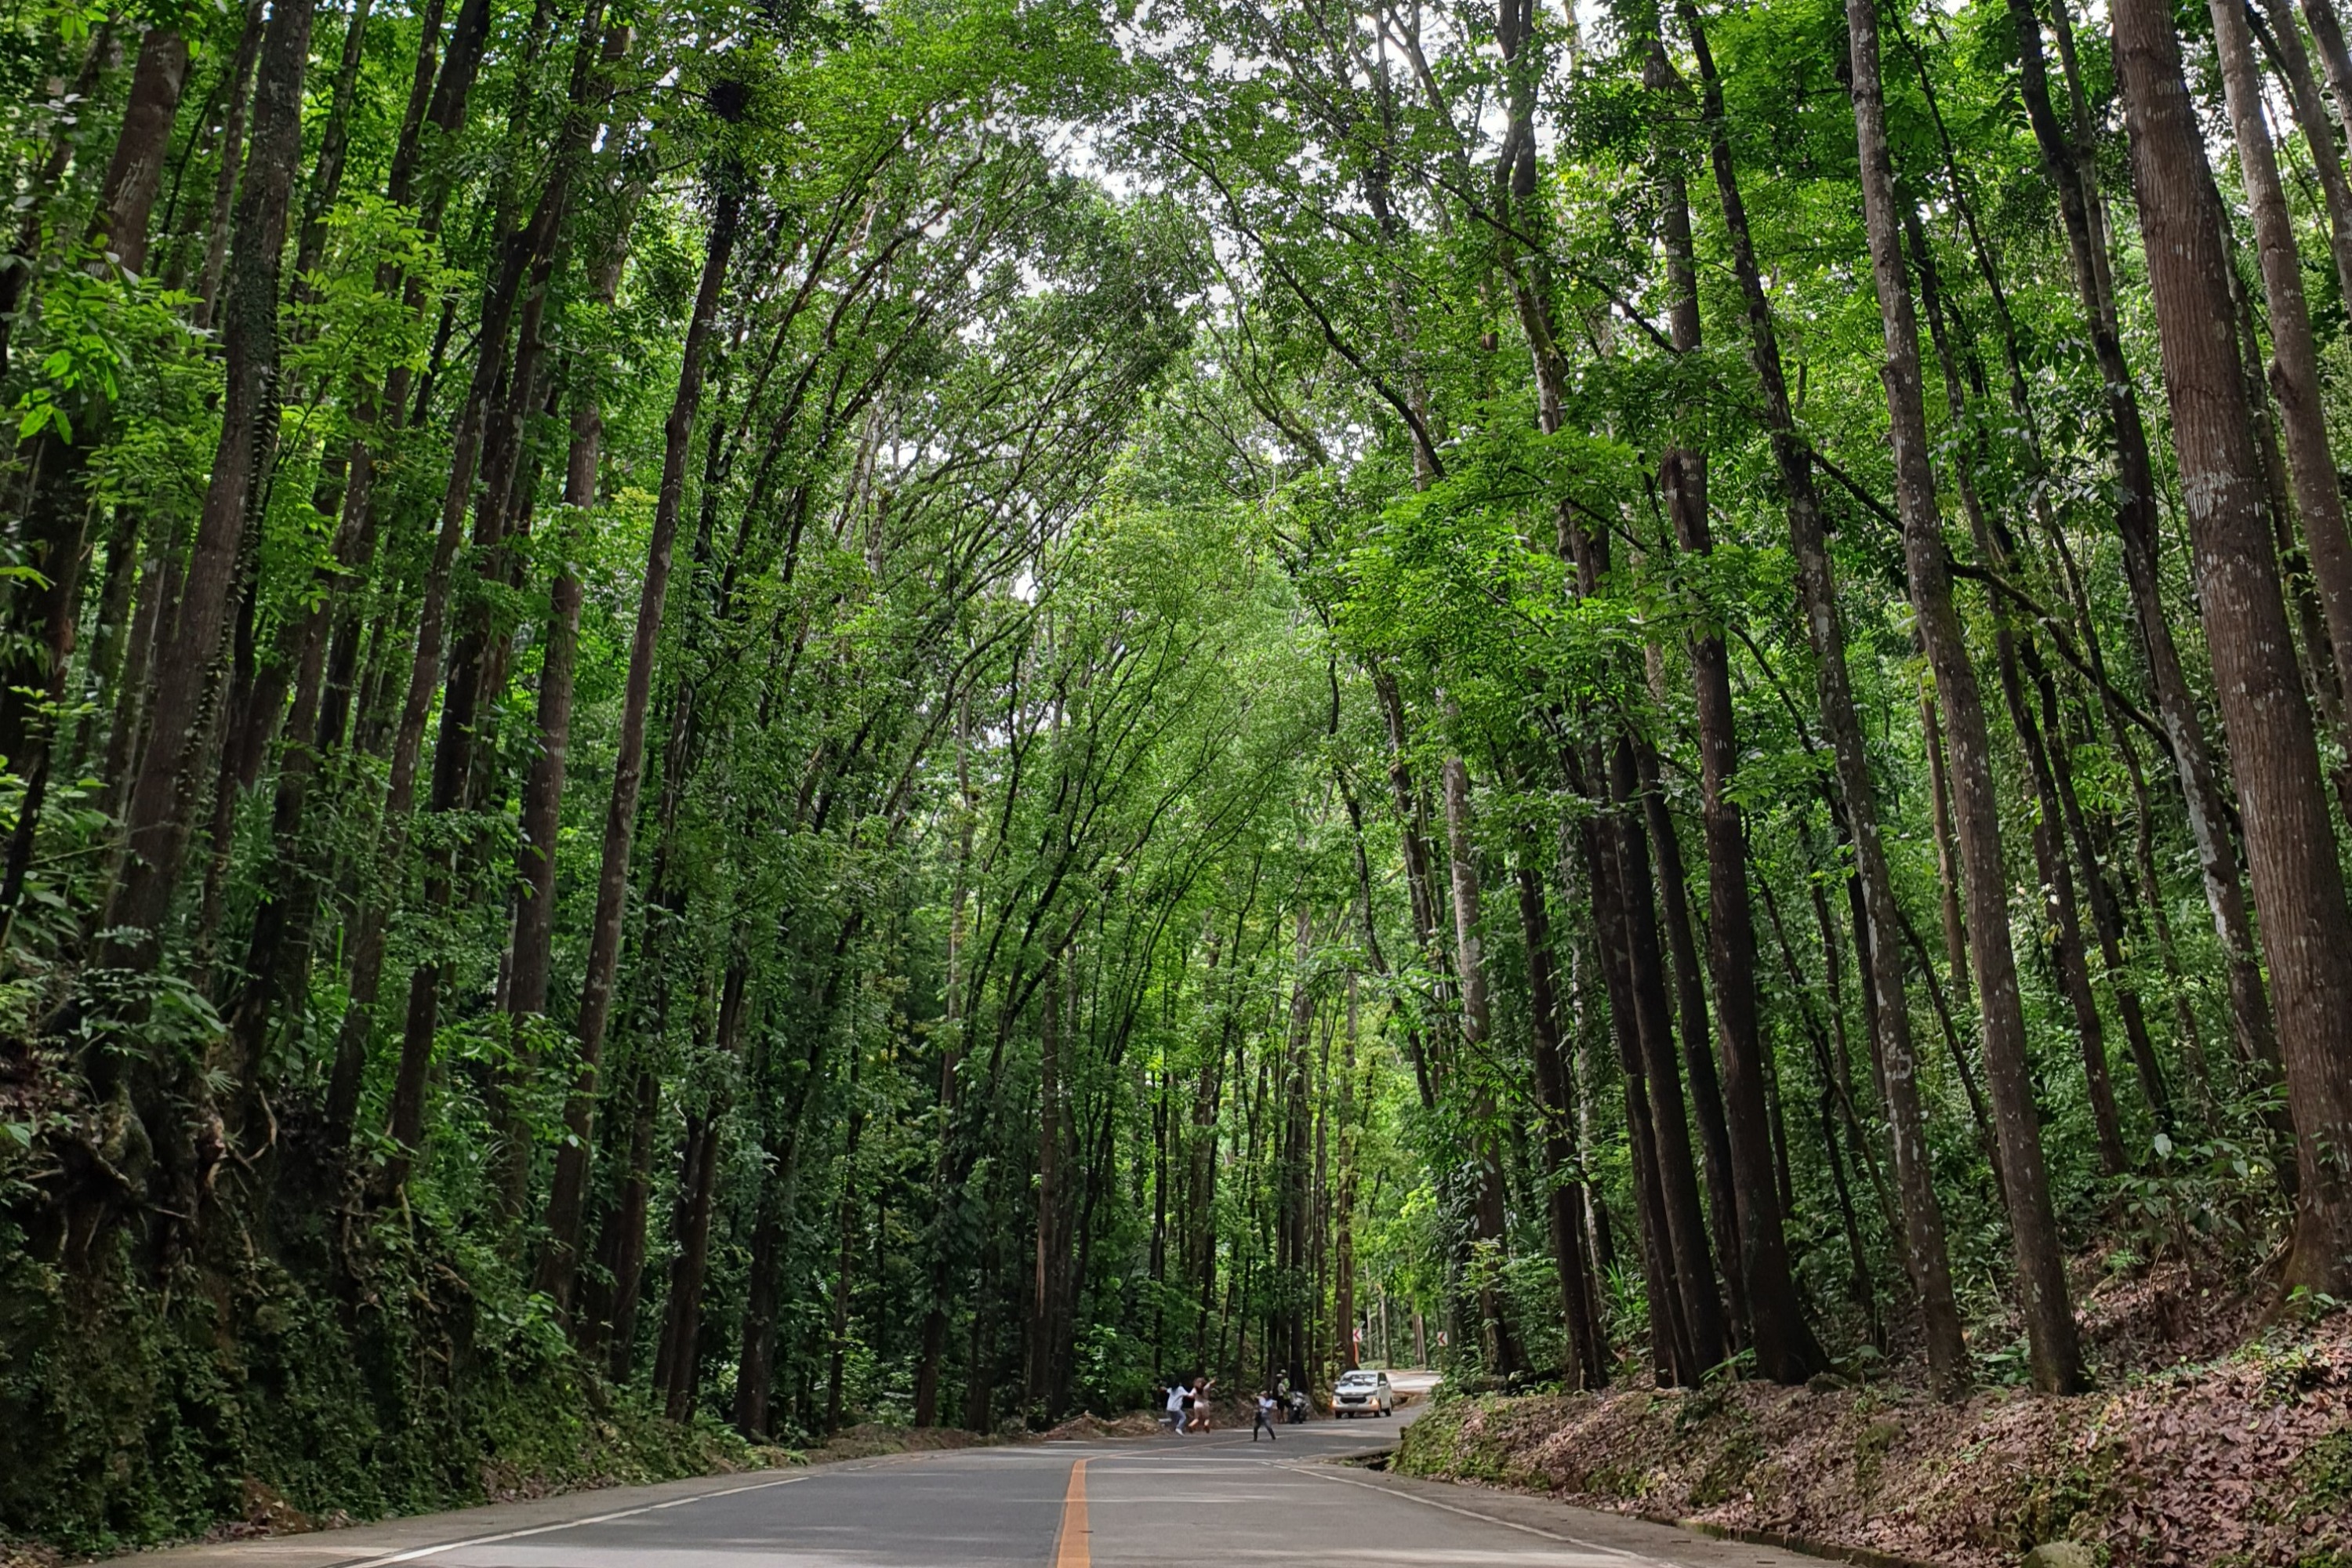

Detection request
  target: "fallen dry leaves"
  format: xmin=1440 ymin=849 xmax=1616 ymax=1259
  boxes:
xmin=1396 ymin=1313 xmax=2350 ymax=1566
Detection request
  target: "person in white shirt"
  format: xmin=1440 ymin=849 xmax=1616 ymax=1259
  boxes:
xmin=1251 ymin=1390 xmax=1277 ymax=1442
xmin=1164 ymin=1381 xmax=1186 ymax=1433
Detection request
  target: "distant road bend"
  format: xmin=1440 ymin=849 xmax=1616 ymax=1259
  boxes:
xmin=131 ymin=1418 xmax=1831 ymax=1568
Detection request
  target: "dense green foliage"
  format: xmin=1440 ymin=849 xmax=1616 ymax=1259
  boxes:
xmin=3 ymin=0 xmax=2352 ymax=1544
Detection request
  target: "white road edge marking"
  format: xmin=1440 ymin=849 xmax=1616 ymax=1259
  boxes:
xmin=1277 ymin=1463 xmax=1645 ymax=1561
xmin=332 ymin=1475 xmax=813 ymax=1568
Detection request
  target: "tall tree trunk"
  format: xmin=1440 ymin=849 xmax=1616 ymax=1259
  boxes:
xmin=539 ymin=179 xmax=741 ymax=1314
xmin=101 ymin=0 xmax=318 ymax=973
xmin=2007 ymin=0 xmax=2277 ymax=1075
xmin=1642 ymin=67 xmax=1822 ymax=1380
xmin=2294 ymin=0 xmax=2352 ymax=152
xmin=1498 ymin=5 xmax=1716 ymax=1383
xmin=1759 ymin=875 xmax=1882 ymax=1343
xmin=1635 ymin=738 xmax=1746 ymax=1348
xmin=1028 ymin=947 xmax=1064 ymax=1414
xmin=1606 ymin=739 xmax=1727 ymax=1377
xmin=0 ymin=26 xmax=192 ymax=928
xmin=2036 ymin=660 xmax=2172 ymax=1128
xmin=384 ymin=7 xmax=619 ymax=1185
xmin=1276 ymin=907 xmax=1315 ymax=1389
xmin=2212 ymin=0 xmax=2352 ymax=773
xmin=1850 ymin=0 xmax=2074 ymax=1392
xmin=1681 ymin=0 xmax=1969 ymax=1395
xmin=822 ymin=1073 xmax=867 ymax=1434
xmin=510 ymin=220 xmax=629 ymax=1017
xmin=913 ymin=705 xmax=978 ymax=1427
xmin=1577 ymin=804 xmax=1690 ymax=1385
xmin=2251 ymin=0 xmax=2352 ymax=325
xmin=596 ymin=1063 xmax=662 ymax=1381
xmin=1919 ymin=688 xmax=1971 ymax=1012
xmin=2113 ymin=0 xmax=2352 ymax=1295
xmin=733 ymin=1093 xmax=797 ymax=1436
xmin=1514 ymin=844 xmax=1609 ymax=1390
xmin=191 ymin=0 xmax=267 ymax=328
xmin=1334 ymin=972 xmax=1362 ymax=1375
xmin=96 ymin=29 xmax=190 ymax=277
xmin=654 ymin=963 xmax=747 ymax=1421
xmin=1659 ymin=458 xmax=1824 ymax=1386
xmin=250 ymin=0 xmax=489 ymax=1160
xmin=290 ymin=0 xmax=374 ymax=295
xmin=1439 ymin=746 xmax=1526 ymax=1382
xmin=1906 ymin=201 xmax=2133 ymax=1178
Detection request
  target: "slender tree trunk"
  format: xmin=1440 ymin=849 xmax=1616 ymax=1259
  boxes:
xmin=1642 ymin=125 xmax=1746 ymax=1357
xmin=1606 ymin=739 xmax=1727 ymax=1376
xmin=290 ymin=0 xmax=373 ymax=307
xmin=741 ymin=921 xmax=856 ymax=1425
xmin=913 ymin=706 xmax=978 ymax=1427
xmin=1682 ymin=0 xmax=1969 ymax=1394
xmin=506 ymin=564 xmax=583 ymax=967
xmin=655 ymin=964 xmax=747 ymax=1420
xmin=101 ymin=0 xmax=318 ymax=972
xmin=1029 ymin=947 xmax=1063 ymax=1414
xmin=1635 ymin=739 xmax=1746 ymax=1348
xmin=1906 ymin=201 xmax=2132 ymax=1174
xmin=2114 ymin=0 xmax=2352 ymax=1294
xmin=94 ymin=28 xmax=191 ymax=277
xmin=2296 ymin=0 xmax=2352 ymax=143
xmin=1759 ymin=875 xmax=1882 ymax=1342
xmin=1584 ymin=805 xmax=1689 ymax=1386
xmin=2007 ymin=0 xmax=2277 ymax=1074
xmin=192 ymin=0 xmax=266 ymax=328
xmin=2042 ymin=664 xmax=2172 ymax=1127
xmin=1515 ymin=844 xmax=1608 ymax=1389
xmin=384 ymin=8 xmax=619 ymax=1186
xmin=1642 ymin=98 xmax=1822 ymax=1380
xmin=1659 ymin=459 xmax=1823 ymax=1385
xmin=1439 ymin=746 xmax=1526 ymax=1382
xmin=597 ymin=1064 xmax=662 ymax=1381
xmin=2212 ymin=0 xmax=2352 ymax=770
xmin=1920 ymin=688 xmax=1971 ymax=1011
xmin=539 ymin=180 xmax=741 ymax=1314
xmin=510 ymin=220 xmax=629 ymax=1016
xmin=822 ymin=1119 xmax=863 ymax=1432
xmin=247 ymin=0 xmax=491 ymax=1159
xmin=1278 ymin=909 xmax=1314 ymax=1389
xmin=2251 ymin=0 xmax=2352 ymax=321
xmin=1334 ymin=972 xmax=1361 ymax=1376
xmin=1850 ymin=0 xmax=2072 ymax=1392
xmin=0 ymin=27 xmax=191 ymax=928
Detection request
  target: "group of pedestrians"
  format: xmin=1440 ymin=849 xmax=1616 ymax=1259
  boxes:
xmin=1162 ymin=1376 xmax=1215 ymax=1433
xmin=1161 ymin=1375 xmax=1308 ymax=1441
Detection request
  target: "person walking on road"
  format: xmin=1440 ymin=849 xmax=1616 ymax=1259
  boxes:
xmin=1252 ymin=1390 xmax=1278 ymax=1442
xmin=1164 ymin=1381 xmax=1187 ymax=1434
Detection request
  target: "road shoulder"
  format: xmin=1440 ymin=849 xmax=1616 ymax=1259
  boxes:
xmin=86 ymin=1457 xmax=923 ymax=1568
xmin=1281 ymin=1454 xmax=1928 ymax=1567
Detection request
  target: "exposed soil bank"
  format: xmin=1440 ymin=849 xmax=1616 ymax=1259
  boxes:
xmin=1393 ymin=1322 xmax=2350 ymax=1567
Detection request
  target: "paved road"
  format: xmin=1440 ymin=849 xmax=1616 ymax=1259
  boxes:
xmin=125 ymin=1421 xmax=1826 ymax=1568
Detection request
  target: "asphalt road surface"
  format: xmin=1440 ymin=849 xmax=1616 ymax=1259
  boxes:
xmin=127 ymin=1418 xmax=1829 ymax=1568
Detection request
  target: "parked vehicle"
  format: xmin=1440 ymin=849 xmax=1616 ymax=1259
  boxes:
xmin=1331 ymin=1368 xmax=1392 ymax=1417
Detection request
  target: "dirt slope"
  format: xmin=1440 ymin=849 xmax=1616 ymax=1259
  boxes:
xmin=1395 ymin=1322 xmax=2350 ymax=1566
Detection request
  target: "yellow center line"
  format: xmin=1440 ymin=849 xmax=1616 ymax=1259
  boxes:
xmin=1053 ymin=1457 xmax=1090 ymax=1568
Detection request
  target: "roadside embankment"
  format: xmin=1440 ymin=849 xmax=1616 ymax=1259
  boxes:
xmin=1393 ymin=1321 xmax=2350 ymax=1566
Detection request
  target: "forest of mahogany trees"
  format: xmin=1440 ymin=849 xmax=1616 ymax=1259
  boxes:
xmin=2 ymin=0 xmax=2352 ymax=1541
